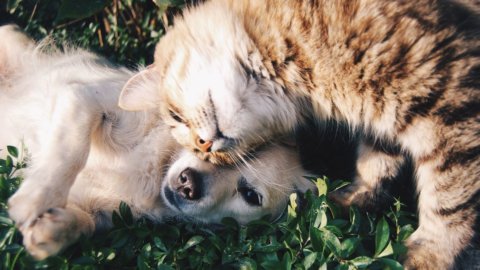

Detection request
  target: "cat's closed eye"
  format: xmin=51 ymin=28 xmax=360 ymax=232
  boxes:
xmin=169 ymin=109 xmax=184 ymax=123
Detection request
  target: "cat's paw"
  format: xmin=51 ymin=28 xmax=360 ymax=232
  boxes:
xmin=21 ymin=208 xmax=80 ymax=260
xmin=8 ymin=183 xmax=67 ymax=229
xmin=403 ymin=234 xmax=455 ymax=270
xmin=328 ymin=181 xmax=391 ymax=211
xmin=328 ymin=183 xmax=368 ymax=207
xmin=402 ymin=240 xmax=450 ymax=270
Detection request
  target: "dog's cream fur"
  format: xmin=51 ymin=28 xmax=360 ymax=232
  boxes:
xmin=0 ymin=25 xmax=314 ymax=260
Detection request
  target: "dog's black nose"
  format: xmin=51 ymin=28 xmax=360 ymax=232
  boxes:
xmin=174 ymin=168 xmax=202 ymax=200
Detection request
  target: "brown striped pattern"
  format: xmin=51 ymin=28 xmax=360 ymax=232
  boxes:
xmin=151 ymin=1 xmax=480 ymax=268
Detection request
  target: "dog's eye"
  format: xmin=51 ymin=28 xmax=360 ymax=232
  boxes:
xmin=238 ymin=186 xmax=262 ymax=207
xmin=169 ymin=109 xmax=183 ymax=123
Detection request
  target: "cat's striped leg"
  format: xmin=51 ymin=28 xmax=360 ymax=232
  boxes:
xmin=398 ymin=116 xmax=480 ymax=269
xmin=329 ymin=139 xmax=405 ymax=211
xmin=404 ymin=150 xmax=479 ymax=270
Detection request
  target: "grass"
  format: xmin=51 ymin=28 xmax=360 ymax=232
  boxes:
xmin=0 ymin=146 xmax=416 ymax=269
xmin=1 ymin=1 xmax=418 ymax=269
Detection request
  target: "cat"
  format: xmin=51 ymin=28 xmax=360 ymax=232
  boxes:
xmin=118 ymin=0 xmax=480 ymax=269
xmin=0 ymin=24 xmax=315 ymax=259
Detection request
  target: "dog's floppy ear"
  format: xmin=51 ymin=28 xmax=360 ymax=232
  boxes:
xmin=119 ymin=66 xmax=160 ymax=111
xmin=0 ymin=24 xmax=34 ymax=78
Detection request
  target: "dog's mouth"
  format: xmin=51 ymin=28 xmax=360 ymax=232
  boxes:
xmin=162 ymin=186 xmax=182 ymax=211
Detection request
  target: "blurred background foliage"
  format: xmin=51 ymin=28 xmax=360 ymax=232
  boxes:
xmin=1 ymin=0 xmax=194 ymax=66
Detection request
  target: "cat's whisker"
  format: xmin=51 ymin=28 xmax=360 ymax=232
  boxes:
xmin=236 ymin=149 xmax=290 ymax=191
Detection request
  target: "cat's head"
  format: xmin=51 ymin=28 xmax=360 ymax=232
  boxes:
xmin=119 ymin=3 xmax=301 ymax=164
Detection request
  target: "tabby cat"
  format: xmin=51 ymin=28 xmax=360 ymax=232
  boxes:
xmin=119 ymin=0 xmax=480 ymax=269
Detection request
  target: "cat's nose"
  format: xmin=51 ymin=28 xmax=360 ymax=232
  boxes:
xmin=195 ymin=137 xmax=213 ymax=152
xmin=174 ymin=168 xmax=203 ymax=200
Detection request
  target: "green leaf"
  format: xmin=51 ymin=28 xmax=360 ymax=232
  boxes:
xmin=310 ymin=227 xmax=324 ymax=251
xmin=393 ymin=198 xmax=403 ymax=213
xmin=375 ymin=258 xmax=404 ymax=270
xmin=0 ymin=215 xmax=14 ymax=226
xmin=152 ymin=0 xmax=185 ymax=13
xmin=106 ymin=250 xmax=116 ymax=261
xmin=347 ymin=206 xmax=361 ymax=233
xmin=56 ymin=0 xmax=108 ymax=22
xmin=324 ymin=225 xmax=343 ymax=237
xmin=350 ymin=256 xmax=373 ymax=267
xmin=330 ymin=180 xmax=350 ymax=192
xmin=157 ymin=265 xmax=175 ymax=270
xmin=237 ymin=258 xmax=257 ymax=270
xmin=392 ymin=242 xmax=408 ymax=257
xmin=6 ymin=146 xmax=18 ymax=158
xmin=302 ymin=250 xmax=317 ymax=269
xmin=6 ymin=0 xmax=21 ymax=12
xmin=398 ymin=224 xmax=415 ymax=241
xmin=0 ymin=227 xmax=16 ymax=247
xmin=335 ymin=263 xmax=349 ymax=270
xmin=288 ymin=193 xmax=297 ymax=219
xmin=253 ymin=241 xmax=283 ymax=253
xmin=110 ymin=229 xmax=129 ymax=248
xmin=182 ymin=235 xmax=204 ymax=250
xmin=5 ymin=156 xmax=12 ymax=170
xmin=320 ymin=227 xmax=343 ymax=258
xmin=377 ymin=241 xmax=394 ymax=258
xmin=137 ymin=254 xmax=149 ymax=270
xmin=154 ymin=237 xmax=167 ymax=252
xmin=261 ymin=259 xmax=280 ymax=270
xmin=341 ymin=237 xmax=360 ymax=258
xmin=315 ymin=210 xmax=328 ymax=229
xmin=280 ymin=252 xmax=292 ymax=270
xmin=315 ymin=178 xmax=328 ymax=196
xmin=119 ymin=201 xmax=133 ymax=226
xmin=111 ymin=211 xmax=122 ymax=227
xmin=141 ymin=243 xmax=152 ymax=257
xmin=374 ymin=217 xmax=390 ymax=257
xmin=319 ymin=262 xmax=328 ymax=270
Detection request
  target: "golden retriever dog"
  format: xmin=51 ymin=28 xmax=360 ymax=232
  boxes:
xmin=0 ymin=25 xmax=314 ymax=260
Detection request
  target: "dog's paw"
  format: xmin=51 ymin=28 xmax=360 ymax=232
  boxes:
xmin=8 ymin=183 xmax=67 ymax=228
xmin=21 ymin=208 xmax=80 ymax=260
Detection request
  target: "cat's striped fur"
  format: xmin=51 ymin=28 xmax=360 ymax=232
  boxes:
xmin=119 ymin=0 xmax=480 ymax=269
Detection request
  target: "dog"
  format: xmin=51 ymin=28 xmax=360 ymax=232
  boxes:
xmin=0 ymin=25 xmax=315 ymax=260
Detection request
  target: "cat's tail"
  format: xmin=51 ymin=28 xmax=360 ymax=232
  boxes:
xmin=0 ymin=24 xmax=35 ymax=82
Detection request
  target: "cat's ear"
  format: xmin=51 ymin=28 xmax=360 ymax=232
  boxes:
xmin=119 ymin=66 xmax=160 ymax=111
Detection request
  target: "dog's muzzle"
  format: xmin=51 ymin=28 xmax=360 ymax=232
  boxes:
xmin=163 ymin=168 xmax=205 ymax=210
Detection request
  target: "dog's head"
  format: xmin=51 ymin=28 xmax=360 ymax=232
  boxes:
xmin=162 ymin=144 xmax=315 ymax=225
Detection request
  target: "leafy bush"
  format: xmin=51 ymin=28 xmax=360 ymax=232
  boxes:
xmin=0 ymin=146 xmax=417 ymax=269
xmin=1 ymin=1 xmax=418 ymax=269
xmin=2 ymin=0 xmax=189 ymax=66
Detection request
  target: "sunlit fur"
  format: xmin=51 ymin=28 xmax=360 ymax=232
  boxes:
xmin=121 ymin=1 xmax=480 ymax=269
xmin=0 ymin=25 xmax=314 ymax=260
